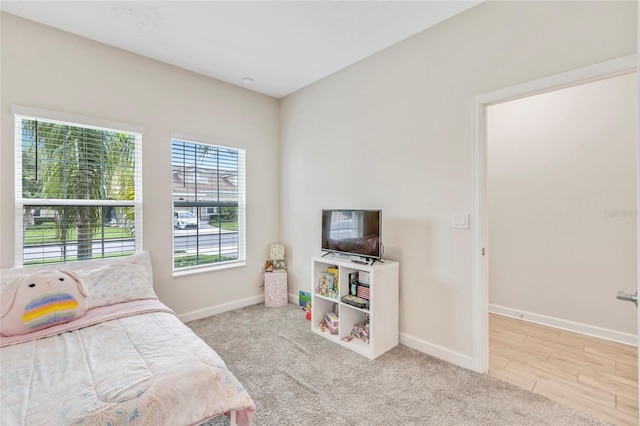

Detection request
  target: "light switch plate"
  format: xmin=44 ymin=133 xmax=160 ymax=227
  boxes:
xmin=452 ymin=213 xmax=470 ymax=229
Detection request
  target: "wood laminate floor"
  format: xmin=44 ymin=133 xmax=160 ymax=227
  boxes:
xmin=489 ymin=313 xmax=638 ymax=425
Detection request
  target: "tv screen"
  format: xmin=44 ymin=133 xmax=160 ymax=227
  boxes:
xmin=321 ymin=210 xmax=381 ymax=259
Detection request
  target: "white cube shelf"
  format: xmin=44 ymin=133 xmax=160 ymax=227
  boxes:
xmin=310 ymin=256 xmax=399 ymax=359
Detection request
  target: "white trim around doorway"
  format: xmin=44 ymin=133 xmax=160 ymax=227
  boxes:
xmin=471 ymin=54 xmax=638 ymax=373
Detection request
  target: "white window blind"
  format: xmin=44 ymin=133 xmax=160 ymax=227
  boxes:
xmin=14 ymin=108 xmax=143 ymax=266
xmin=171 ymin=138 xmax=246 ymax=270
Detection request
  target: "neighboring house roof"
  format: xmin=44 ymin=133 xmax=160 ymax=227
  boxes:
xmin=172 ymin=167 xmax=237 ymax=199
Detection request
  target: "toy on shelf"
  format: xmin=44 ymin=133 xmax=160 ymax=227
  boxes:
xmin=324 ymin=312 xmax=339 ymax=335
xmin=350 ymin=315 xmax=370 ymax=344
xmin=348 ymin=271 xmax=359 ymax=296
xmin=273 ymin=260 xmax=286 ymax=271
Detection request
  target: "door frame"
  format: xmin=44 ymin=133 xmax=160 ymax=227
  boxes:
xmin=470 ymin=54 xmax=638 ymax=373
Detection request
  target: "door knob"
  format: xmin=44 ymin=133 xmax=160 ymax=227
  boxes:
xmin=616 ymin=290 xmax=638 ymax=307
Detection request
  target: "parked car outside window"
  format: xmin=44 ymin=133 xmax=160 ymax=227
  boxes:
xmin=174 ymin=211 xmax=198 ymax=229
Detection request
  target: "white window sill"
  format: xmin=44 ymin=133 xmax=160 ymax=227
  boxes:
xmin=172 ymin=260 xmax=246 ymax=277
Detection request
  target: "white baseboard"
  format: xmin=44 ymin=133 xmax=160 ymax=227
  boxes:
xmin=289 ymin=292 xmax=299 ymax=305
xmin=400 ymin=332 xmax=475 ymax=371
xmin=489 ymin=304 xmax=638 ymax=347
xmin=177 ymin=292 xmax=301 ymax=323
xmin=177 ymin=294 xmax=265 ymax=323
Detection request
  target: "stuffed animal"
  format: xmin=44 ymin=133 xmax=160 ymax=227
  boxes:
xmin=0 ymin=270 xmax=88 ymax=336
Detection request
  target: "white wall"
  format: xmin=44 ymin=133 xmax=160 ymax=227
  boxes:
xmin=0 ymin=13 xmax=280 ymax=316
xmin=487 ymin=73 xmax=638 ymax=338
xmin=280 ymin=1 xmax=637 ymax=364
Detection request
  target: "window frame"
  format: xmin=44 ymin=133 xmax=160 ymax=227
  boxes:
xmin=13 ymin=105 xmax=144 ymax=267
xmin=170 ymin=132 xmax=246 ymax=275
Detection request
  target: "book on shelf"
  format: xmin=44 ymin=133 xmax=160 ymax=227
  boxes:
xmin=317 ymin=272 xmax=337 ymax=298
xmin=327 ymin=267 xmax=339 ymax=285
xmin=359 ymin=271 xmax=370 ymax=284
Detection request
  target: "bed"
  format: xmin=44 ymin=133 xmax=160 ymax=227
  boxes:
xmin=0 ymin=252 xmax=255 ymax=426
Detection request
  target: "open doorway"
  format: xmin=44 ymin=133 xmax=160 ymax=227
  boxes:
xmin=484 ymin=71 xmax=637 ymax=423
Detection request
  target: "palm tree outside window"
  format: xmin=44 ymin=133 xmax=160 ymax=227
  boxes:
xmin=15 ymin=107 xmax=142 ymax=266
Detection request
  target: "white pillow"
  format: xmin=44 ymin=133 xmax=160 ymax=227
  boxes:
xmin=0 ymin=251 xmax=156 ymax=308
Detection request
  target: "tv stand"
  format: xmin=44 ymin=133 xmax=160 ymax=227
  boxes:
xmin=311 ymin=256 xmax=399 ymax=359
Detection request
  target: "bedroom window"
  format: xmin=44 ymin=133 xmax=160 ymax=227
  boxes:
xmin=171 ymin=137 xmax=246 ymax=271
xmin=14 ymin=106 xmax=143 ymax=267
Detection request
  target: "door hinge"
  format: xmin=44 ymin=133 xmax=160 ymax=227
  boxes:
xmin=482 ymin=248 xmax=486 ymax=256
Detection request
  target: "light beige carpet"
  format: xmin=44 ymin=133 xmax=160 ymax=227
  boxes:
xmin=191 ymin=303 xmax=606 ymax=426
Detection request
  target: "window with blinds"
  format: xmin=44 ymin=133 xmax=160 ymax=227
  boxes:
xmin=14 ymin=108 xmax=142 ymax=266
xmin=171 ymin=138 xmax=246 ymax=270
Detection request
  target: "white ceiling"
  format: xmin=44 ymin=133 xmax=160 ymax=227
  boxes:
xmin=1 ymin=1 xmax=481 ymax=98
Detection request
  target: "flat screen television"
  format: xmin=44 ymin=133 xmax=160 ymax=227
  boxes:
xmin=321 ymin=209 xmax=382 ymax=260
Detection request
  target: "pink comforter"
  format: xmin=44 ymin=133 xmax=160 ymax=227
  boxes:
xmin=0 ymin=300 xmax=256 ymax=426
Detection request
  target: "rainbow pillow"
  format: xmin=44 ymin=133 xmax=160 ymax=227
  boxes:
xmin=22 ymin=291 xmax=81 ymax=330
xmin=1 ymin=270 xmax=88 ymax=336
